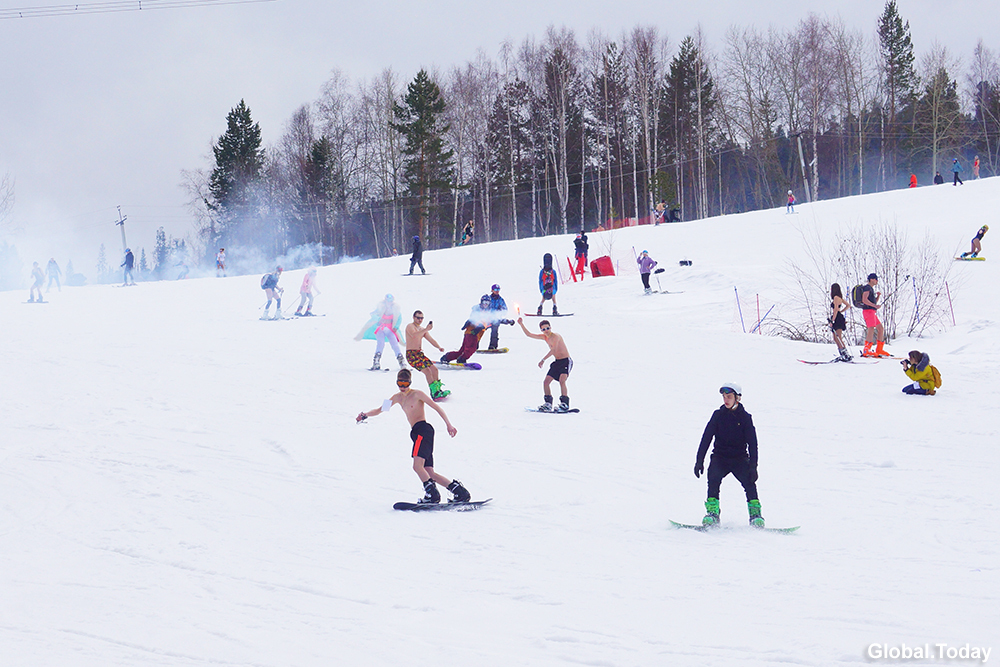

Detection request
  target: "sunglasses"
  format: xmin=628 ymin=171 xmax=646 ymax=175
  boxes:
xmin=414 ymin=316 xmax=424 ymax=320
xmin=540 ymin=326 xmax=551 ymax=331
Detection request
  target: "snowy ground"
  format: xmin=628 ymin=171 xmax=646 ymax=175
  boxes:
xmin=2 ymin=180 xmax=998 ymax=666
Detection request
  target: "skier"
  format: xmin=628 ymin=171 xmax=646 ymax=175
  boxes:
xmin=356 ymin=369 xmax=470 ymax=505
xmin=573 ymin=232 xmax=589 ymax=278
xmin=901 ymin=351 xmax=937 ymax=396
xmin=829 ymin=283 xmax=852 ymax=361
xmin=216 ymin=248 xmax=226 ymax=277
xmin=442 ymin=295 xmax=513 ymax=364
xmin=973 ymin=155 xmax=981 ymax=179
xmin=485 ymin=284 xmax=508 ymax=350
xmin=355 ymin=294 xmax=405 ymax=370
xmin=121 ymin=248 xmax=135 ymax=286
xmin=693 ymin=382 xmax=763 ymax=528
xmin=295 ymin=268 xmax=320 ymax=316
xmin=637 ymin=250 xmax=658 ymax=294
xmin=933 ymin=171 xmax=944 ymax=185
xmin=536 ymin=253 xmax=559 ymax=316
xmin=260 ymin=266 xmax=284 ymax=320
xmin=653 ymin=201 xmax=666 ymax=225
xmin=952 ymin=158 xmax=964 ymax=186
xmin=960 ymin=225 xmax=988 ymax=258
xmin=461 ymin=220 xmax=475 ymax=246
xmin=408 ymin=235 xmax=425 ymax=275
xmin=46 ymin=258 xmax=61 ymax=292
xmin=517 ymin=316 xmax=572 ymax=413
xmin=28 ymin=262 xmax=45 ymax=302
xmin=786 ymin=190 xmax=796 ymax=214
xmin=405 ymin=310 xmax=449 ymax=399
xmin=908 ymin=174 xmax=917 ymax=188
xmin=859 ymin=273 xmax=890 ymax=358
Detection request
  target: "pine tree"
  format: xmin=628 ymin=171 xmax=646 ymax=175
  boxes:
xmin=878 ymin=0 xmax=916 ymax=188
xmin=208 ymin=100 xmax=265 ymax=247
xmin=392 ymin=70 xmax=455 ymax=245
xmin=139 ymin=248 xmax=149 ymax=274
xmin=153 ymin=227 xmax=169 ymax=278
xmin=96 ymin=244 xmax=110 ymax=283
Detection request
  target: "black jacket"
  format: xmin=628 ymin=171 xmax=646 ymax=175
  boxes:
xmin=696 ymin=403 xmax=758 ymax=468
xmin=411 ymin=238 xmax=423 ymax=260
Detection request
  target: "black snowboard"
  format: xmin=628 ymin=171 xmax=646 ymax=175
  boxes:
xmin=393 ymin=499 xmax=492 ymax=512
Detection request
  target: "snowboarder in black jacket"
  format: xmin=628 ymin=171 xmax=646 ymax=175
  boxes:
xmin=693 ymin=382 xmax=763 ymax=528
xmin=409 ymin=236 xmax=425 ymax=275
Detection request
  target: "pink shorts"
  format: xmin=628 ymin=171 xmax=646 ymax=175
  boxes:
xmin=862 ymin=308 xmax=880 ymax=328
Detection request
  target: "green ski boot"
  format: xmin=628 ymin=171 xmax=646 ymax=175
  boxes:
xmin=748 ymin=499 xmax=765 ymax=528
xmin=702 ymin=497 xmax=720 ymax=528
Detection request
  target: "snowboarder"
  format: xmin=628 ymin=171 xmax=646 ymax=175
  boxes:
xmin=408 ymin=235 xmax=425 ymax=275
xmin=356 ymin=369 xmax=470 ymax=505
xmin=829 ymin=283 xmax=852 ymax=361
xmin=356 ymin=294 xmax=405 ymax=370
xmin=960 ymin=225 xmax=988 ymax=258
xmin=536 ymin=253 xmax=559 ymax=316
xmin=786 ymin=190 xmax=796 ymax=214
xmin=517 ymin=316 xmax=572 ymax=413
xmin=260 ymin=266 xmax=284 ymax=320
xmin=295 ymin=268 xmax=321 ymax=316
xmin=442 ymin=295 xmax=513 ymax=364
xmin=121 ymin=248 xmax=135 ymax=285
xmin=859 ymin=273 xmax=890 ymax=358
xmin=46 ymin=258 xmax=61 ymax=292
xmin=637 ymin=250 xmax=658 ymax=294
xmin=573 ymin=232 xmax=589 ymax=278
xmin=901 ymin=351 xmax=937 ymax=396
xmin=461 ymin=220 xmax=474 ymax=245
xmin=405 ymin=310 xmax=449 ymax=399
xmin=486 ymin=284 xmax=508 ymax=350
xmin=933 ymin=171 xmax=944 ymax=185
xmin=693 ymin=382 xmax=763 ymax=528
xmin=28 ymin=262 xmax=45 ymax=302
xmin=908 ymin=174 xmax=917 ymax=188
xmin=952 ymin=158 xmax=964 ymax=186
xmin=216 ymin=248 xmax=226 ymax=277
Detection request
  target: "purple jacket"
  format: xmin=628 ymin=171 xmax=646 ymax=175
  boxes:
xmin=637 ymin=255 xmax=657 ymax=274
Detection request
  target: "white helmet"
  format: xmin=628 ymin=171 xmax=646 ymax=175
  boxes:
xmin=787 ymin=190 xmax=792 ymax=195
xmin=719 ymin=382 xmax=742 ymax=396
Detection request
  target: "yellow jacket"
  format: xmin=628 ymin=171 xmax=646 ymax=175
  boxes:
xmin=904 ymin=354 xmax=935 ymax=391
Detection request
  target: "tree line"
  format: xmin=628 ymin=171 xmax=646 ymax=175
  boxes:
xmin=182 ymin=1 xmax=1000 ymax=267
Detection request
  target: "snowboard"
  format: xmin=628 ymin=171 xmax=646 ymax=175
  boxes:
xmin=402 ymin=273 xmax=431 ymax=276
xmin=23 ymin=301 xmax=49 ymax=304
xmin=524 ymin=313 xmax=573 ymax=317
xmin=669 ymin=520 xmax=799 ymax=534
xmin=436 ymin=361 xmax=482 ymax=370
xmin=797 ymin=358 xmax=879 ymax=365
xmin=393 ymin=498 xmax=491 ymax=512
xmin=524 ymin=407 xmax=580 ymax=414
xmin=954 ymin=256 xmax=985 ymax=261
xmin=477 ymin=347 xmax=509 ymax=353
xmin=368 ymin=367 xmax=393 ymax=372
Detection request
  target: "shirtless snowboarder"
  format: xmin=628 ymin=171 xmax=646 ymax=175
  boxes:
xmin=405 ymin=310 xmax=449 ymax=399
xmin=356 ymin=369 xmax=470 ymax=504
xmin=518 ymin=317 xmax=573 ymax=412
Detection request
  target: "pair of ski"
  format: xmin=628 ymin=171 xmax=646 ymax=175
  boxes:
xmin=643 ymin=290 xmax=684 ymax=295
xmin=394 ymin=498 xmax=491 ymax=511
xmin=797 ymin=357 xmax=878 ymax=365
xmin=669 ymin=520 xmax=799 ymax=534
xmin=523 ymin=313 xmax=574 ymax=317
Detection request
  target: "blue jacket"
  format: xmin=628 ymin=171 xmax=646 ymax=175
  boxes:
xmin=952 ymin=161 xmax=963 ymax=173
xmin=487 ymin=294 xmax=507 ymax=311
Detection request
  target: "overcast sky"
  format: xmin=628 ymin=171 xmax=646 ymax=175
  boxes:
xmin=1 ymin=0 xmax=995 ymax=267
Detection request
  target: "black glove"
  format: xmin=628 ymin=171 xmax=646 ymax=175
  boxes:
xmin=694 ymin=461 xmax=704 ymax=478
xmin=502 ymin=319 xmax=515 ymax=325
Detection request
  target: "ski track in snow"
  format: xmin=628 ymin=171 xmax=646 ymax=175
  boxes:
xmin=2 ymin=180 xmax=999 ymax=665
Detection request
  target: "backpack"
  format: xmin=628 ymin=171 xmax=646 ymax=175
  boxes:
xmin=541 ymin=268 xmax=556 ymax=288
xmin=261 ymin=274 xmax=270 ymax=288
xmin=851 ymin=284 xmax=866 ymax=308
xmin=930 ymin=365 xmax=942 ymax=388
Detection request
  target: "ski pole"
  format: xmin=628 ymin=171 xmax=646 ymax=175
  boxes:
xmin=756 ymin=294 xmax=761 ymax=334
xmin=654 ymin=267 xmax=664 ymax=291
xmin=945 ymin=281 xmax=956 ymax=326
xmin=750 ymin=304 xmax=775 ymax=333
xmin=735 ymin=286 xmax=746 ymax=333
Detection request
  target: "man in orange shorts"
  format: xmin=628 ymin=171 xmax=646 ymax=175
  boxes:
xmin=405 ymin=310 xmax=450 ymax=399
xmin=860 ymin=273 xmax=890 ymax=357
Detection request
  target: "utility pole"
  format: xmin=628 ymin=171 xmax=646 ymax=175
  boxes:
xmin=792 ymin=133 xmax=812 ymax=203
xmin=115 ymin=206 xmax=129 ymax=256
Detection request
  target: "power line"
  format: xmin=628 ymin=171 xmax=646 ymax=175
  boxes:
xmin=0 ymin=0 xmax=276 ymax=20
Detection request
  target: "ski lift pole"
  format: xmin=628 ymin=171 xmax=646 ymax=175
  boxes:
xmin=735 ymin=286 xmax=746 ymax=333
xmin=115 ymin=206 xmax=128 ymax=257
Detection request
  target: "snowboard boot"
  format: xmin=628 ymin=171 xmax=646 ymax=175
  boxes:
xmin=397 ymin=353 xmax=406 ymax=370
xmin=370 ymin=352 xmax=382 ymax=371
xmin=28 ymin=296 xmax=34 ymax=303
xmin=429 ymin=380 xmax=450 ymax=399
xmin=960 ymin=252 xmax=968 ymax=258
xmin=538 ymin=395 xmax=554 ymax=412
xmin=702 ymin=497 xmax=720 ymax=528
xmin=536 ymin=305 xmax=543 ymax=316
xmin=447 ymin=479 xmax=471 ymax=503
xmin=419 ymin=478 xmax=441 ymax=504
xmin=875 ymin=340 xmax=890 ymax=357
xmin=861 ymin=341 xmax=876 ymax=358
xmin=555 ymin=395 xmax=570 ymax=413
xmin=552 ymin=305 xmax=559 ymax=316
xmin=748 ymin=499 xmax=765 ymax=528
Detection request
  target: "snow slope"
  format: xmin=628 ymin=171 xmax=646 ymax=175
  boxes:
xmin=2 ymin=180 xmax=998 ymax=666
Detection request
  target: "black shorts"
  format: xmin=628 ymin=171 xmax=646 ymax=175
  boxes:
xmin=547 ymin=357 xmax=572 ymax=381
xmin=832 ymin=313 xmax=846 ymax=331
xmin=410 ymin=420 xmax=435 ymax=467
